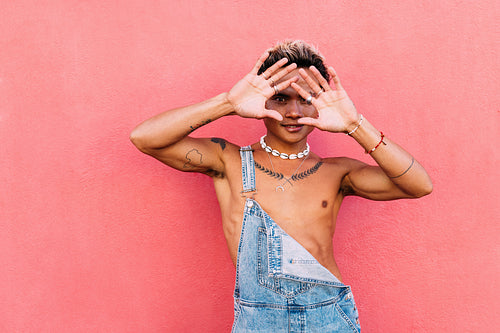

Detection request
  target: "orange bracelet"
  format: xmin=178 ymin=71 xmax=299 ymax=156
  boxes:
xmin=366 ymin=132 xmax=387 ymax=154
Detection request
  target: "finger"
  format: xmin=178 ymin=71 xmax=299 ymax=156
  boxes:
xmin=261 ymin=57 xmax=289 ymax=78
xmin=291 ymin=82 xmax=312 ymax=100
xmin=297 ymin=116 xmax=321 ymax=127
xmin=251 ymin=51 xmax=270 ymax=74
xmin=269 ymin=63 xmax=297 ymax=82
xmin=298 ymin=68 xmax=322 ymax=93
xmin=274 ymin=76 xmax=299 ymax=93
xmin=310 ymin=66 xmax=332 ymax=92
xmin=261 ymin=109 xmax=283 ymax=121
xmin=328 ymin=66 xmax=344 ymax=91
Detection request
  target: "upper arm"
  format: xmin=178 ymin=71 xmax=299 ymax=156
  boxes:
xmin=340 ymin=158 xmax=413 ymax=200
xmin=136 ymin=136 xmax=234 ymax=177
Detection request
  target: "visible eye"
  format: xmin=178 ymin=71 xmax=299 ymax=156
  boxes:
xmin=272 ymin=95 xmax=286 ymax=103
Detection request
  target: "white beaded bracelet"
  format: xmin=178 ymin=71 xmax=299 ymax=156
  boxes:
xmin=347 ymin=114 xmax=364 ymax=136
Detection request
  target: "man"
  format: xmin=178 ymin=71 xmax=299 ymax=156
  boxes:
xmin=130 ymin=40 xmax=432 ymax=332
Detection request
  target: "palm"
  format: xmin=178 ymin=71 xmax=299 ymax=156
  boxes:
xmin=310 ymin=90 xmax=357 ymax=132
xmin=228 ymin=74 xmax=273 ymax=119
xmin=227 ymin=52 xmax=298 ymax=121
xmin=292 ymin=66 xmax=359 ymax=133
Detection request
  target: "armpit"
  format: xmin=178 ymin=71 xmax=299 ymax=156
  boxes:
xmin=205 ymin=168 xmax=224 ymax=178
xmin=339 ymin=175 xmax=356 ymax=196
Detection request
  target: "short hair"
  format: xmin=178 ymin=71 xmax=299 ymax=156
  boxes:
xmin=258 ymin=40 xmax=330 ymax=82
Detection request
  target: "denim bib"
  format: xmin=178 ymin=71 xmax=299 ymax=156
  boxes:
xmin=232 ymin=146 xmax=361 ymax=332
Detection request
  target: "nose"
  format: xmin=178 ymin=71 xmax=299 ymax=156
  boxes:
xmin=284 ymin=100 xmax=304 ymax=119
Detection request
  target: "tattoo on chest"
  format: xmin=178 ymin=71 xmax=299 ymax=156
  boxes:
xmin=291 ymin=161 xmax=323 ymax=181
xmin=254 ymin=161 xmax=323 ymax=182
xmin=254 ymin=161 xmax=284 ymax=180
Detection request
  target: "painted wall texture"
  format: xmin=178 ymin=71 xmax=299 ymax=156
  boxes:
xmin=1 ymin=1 xmax=498 ymax=332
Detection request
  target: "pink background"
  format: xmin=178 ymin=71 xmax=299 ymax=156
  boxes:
xmin=1 ymin=1 xmax=498 ymax=332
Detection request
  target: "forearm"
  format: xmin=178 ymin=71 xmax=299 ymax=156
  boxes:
xmin=130 ymin=92 xmax=234 ymax=151
xmin=347 ymin=116 xmax=433 ymax=197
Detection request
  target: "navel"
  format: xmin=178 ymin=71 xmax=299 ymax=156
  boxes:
xmin=322 ymin=200 xmax=328 ymax=208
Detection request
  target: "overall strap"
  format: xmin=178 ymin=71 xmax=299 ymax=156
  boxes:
xmin=240 ymin=146 xmax=256 ymax=197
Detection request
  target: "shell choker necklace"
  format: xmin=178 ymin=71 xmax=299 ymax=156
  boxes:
xmin=260 ymin=135 xmax=310 ymax=160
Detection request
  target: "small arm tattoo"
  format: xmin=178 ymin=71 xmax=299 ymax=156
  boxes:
xmin=183 ymin=149 xmax=203 ymax=168
xmin=189 ymin=119 xmax=212 ymax=133
xmin=389 ymin=157 xmax=415 ymax=178
xmin=211 ymin=138 xmax=226 ymax=150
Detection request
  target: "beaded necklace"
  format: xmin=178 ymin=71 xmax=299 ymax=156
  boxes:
xmin=260 ymin=135 xmax=310 ymax=160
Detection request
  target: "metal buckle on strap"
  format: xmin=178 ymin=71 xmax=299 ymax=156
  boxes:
xmin=241 ymin=189 xmax=257 ymax=208
xmin=240 ymin=188 xmax=257 ymax=199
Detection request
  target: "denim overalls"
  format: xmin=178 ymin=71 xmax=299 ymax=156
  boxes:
xmin=232 ymin=146 xmax=361 ymax=333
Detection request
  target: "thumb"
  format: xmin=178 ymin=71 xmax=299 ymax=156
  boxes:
xmin=297 ymin=117 xmax=319 ymax=127
xmin=261 ymin=109 xmax=283 ymax=121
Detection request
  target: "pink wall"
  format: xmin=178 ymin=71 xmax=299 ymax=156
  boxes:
xmin=1 ymin=1 xmax=498 ymax=332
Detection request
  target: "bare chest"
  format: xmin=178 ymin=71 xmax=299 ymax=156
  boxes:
xmin=254 ymin=174 xmax=340 ymax=227
xmin=214 ymin=152 xmax=346 ymax=268
xmin=253 ymin=156 xmax=343 ymax=228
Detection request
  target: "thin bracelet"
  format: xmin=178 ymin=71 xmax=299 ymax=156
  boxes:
xmin=365 ymin=132 xmax=387 ymax=154
xmin=346 ymin=114 xmax=364 ymax=136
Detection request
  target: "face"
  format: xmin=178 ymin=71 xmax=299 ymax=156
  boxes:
xmin=264 ymin=68 xmax=319 ymax=144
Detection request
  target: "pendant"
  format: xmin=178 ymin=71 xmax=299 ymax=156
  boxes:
xmin=275 ymin=185 xmax=285 ymax=192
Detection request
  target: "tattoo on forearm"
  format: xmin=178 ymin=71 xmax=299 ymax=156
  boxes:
xmin=183 ymin=149 xmax=203 ymax=168
xmin=189 ymin=119 xmax=212 ymax=133
xmin=211 ymin=138 xmax=226 ymax=150
xmin=389 ymin=157 xmax=415 ymax=179
xmin=254 ymin=161 xmax=323 ymax=182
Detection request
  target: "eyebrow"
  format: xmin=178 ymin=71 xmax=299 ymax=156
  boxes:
xmin=274 ymin=91 xmax=309 ymax=99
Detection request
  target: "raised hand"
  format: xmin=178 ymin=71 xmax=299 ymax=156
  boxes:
xmin=227 ymin=51 xmax=298 ymax=121
xmin=291 ymin=66 xmax=360 ymax=133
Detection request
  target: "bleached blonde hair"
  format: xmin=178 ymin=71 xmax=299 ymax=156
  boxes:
xmin=258 ymin=40 xmax=330 ymax=82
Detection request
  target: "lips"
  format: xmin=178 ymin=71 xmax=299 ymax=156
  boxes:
xmin=281 ymin=124 xmax=304 ymax=132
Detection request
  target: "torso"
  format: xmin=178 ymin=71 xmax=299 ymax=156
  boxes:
xmin=212 ymin=142 xmax=350 ymax=282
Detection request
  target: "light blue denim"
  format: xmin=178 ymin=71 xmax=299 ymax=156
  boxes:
xmin=232 ymin=146 xmax=361 ymax=333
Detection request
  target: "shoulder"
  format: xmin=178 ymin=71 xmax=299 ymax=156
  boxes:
xmin=196 ymin=137 xmax=240 ymax=178
xmin=319 ymin=156 xmax=369 ymax=196
xmin=214 ymin=139 xmax=264 ymax=164
xmin=208 ymin=137 xmax=241 ymax=154
xmin=320 ymin=156 xmax=366 ymax=171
